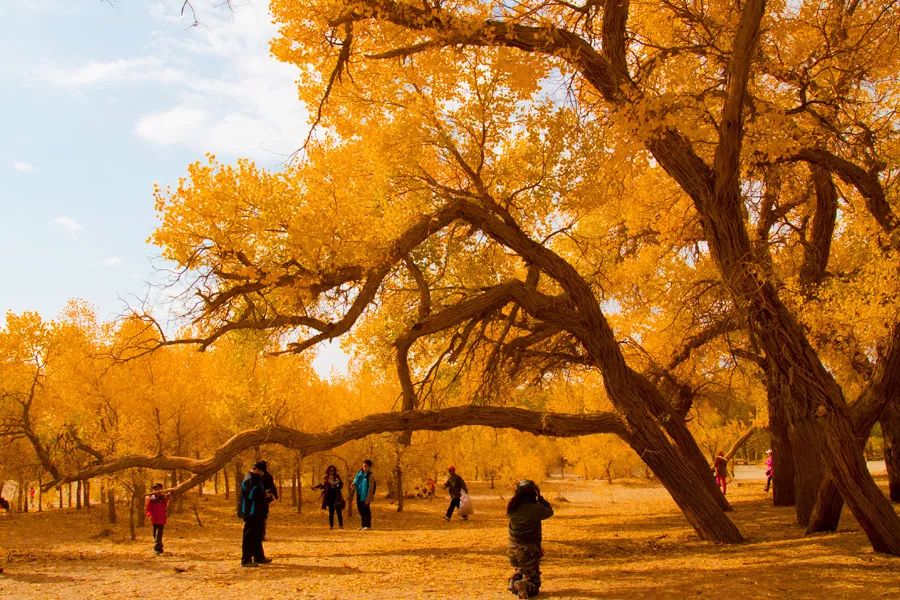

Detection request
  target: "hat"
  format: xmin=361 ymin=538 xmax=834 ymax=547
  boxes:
xmin=254 ymin=460 xmax=268 ymax=471
xmin=516 ymin=479 xmax=537 ymax=493
xmin=447 ymin=465 xmax=455 ymax=472
xmin=765 ymin=449 xmax=773 ymax=454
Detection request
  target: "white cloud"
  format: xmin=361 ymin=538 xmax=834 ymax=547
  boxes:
xmin=132 ymin=3 xmax=310 ymax=160
xmin=51 ymin=216 xmax=83 ymax=239
xmin=100 ymin=256 xmax=123 ymax=267
xmin=10 ymin=160 xmax=36 ymax=172
xmin=41 ymin=57 xmax=184 ymax=87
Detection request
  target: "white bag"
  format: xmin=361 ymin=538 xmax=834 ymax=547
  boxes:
xmin=458 ymin=492 xmax=474 ymax=516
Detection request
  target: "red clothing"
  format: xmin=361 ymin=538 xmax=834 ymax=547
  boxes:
xmin=145 ymin=493 xmax=169 ymax=525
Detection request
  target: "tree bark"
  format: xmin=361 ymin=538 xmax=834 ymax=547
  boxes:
xmin=107 ymin=488 xmax=116 ymax=524
xmin=766 ymin=368 xmax=796 ymax=507
xmin=83 ymin=479 xmax=91 ymax=510
xmin=883 ymin=403 xmax=900 ymax=503
xmin=76 ymin=480 xmax=82 ymax=510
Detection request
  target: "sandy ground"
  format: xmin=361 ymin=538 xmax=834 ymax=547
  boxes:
xmin=1 ymin=478 xmax=898 ymax=599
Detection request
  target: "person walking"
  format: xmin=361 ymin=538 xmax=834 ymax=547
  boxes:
xmin=254 ymin=460 xmax=278 ymax=541
xmin=713 ymin=451 xmax=728 ymax=495
xmin=442 ymin=466 xmax=469 ymax=521
xmin=506 ymin=480 xmax=553 ymax=599
xmin=239 ymin=462 xmax=273 ymax=567
xmin=312 ymin=465 xmax=345 ymax=529
xmin=350 ymin=459 xmax=375 ymax=530
xmin=144 ymin=483 xmax=170 ymax=555
xmin=764 ymin=449 xmax=774 ymax=492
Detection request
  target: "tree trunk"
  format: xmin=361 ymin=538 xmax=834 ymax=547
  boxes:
xmin=214 ymin=470 xmax=219 ymax=496
xmin=395 ymin=461 xmax=404 ymax=513
xmin=58 ymin=486 xmax=63 ymax=509
xmin=135 ymin=479 xmax=146 ymax=528
xmin=67 ymin=482 xmax=73 ymax=508
xmin=76 ymin=480 xmax=82 ymax=510
xmin=129 ymin=489 xmax=137 ymax=541
xmin=107 ymin=487 xmax=117 ymax=523
xmin=83 ymin=479 xmax=91 ymax=509
xmin=38 ymin=476 xmax=43 ymax=512
xmin=297 ymin=455 xmax=303 ymax=515
xmin=766 ymin=371 xmax=796 ymax=506
xmin=224 ymin=469 xmax=230 ymax=500
xmin=789 ymin=422 xmax=826 ymax=526
xmin=883 ymin=403 xmax=900 ymax=503
xmin=233 ymin=461 xmax=243 ymax=516
xmin=291 ymin=458 xmax=298 ymax=507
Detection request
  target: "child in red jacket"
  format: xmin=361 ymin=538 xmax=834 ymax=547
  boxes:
xmin=145 ymin=483 xmax=170 ymax=555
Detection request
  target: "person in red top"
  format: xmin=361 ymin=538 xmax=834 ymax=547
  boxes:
xmin=145 ymin=483 xmax=170 ymax=555
xmin=713 ymin=451 xmax=728 ymax=495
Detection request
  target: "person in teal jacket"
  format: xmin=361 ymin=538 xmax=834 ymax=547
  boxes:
xmin=239 ymin=462 xmax=273 ymax=566
xmin=350 ymin=459 xmax=375 ymax=530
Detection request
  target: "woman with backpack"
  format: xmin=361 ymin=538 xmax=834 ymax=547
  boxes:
xmin=312 ymin=464 xmax=346 ymax=529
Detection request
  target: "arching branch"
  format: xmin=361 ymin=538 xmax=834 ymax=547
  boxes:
xmin=44 ymin=405 xmax=627 ymax=495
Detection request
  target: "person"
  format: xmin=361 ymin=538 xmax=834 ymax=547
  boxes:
xmin=145 ymin=483 xmax=170 ymax=555
xmin=29 ymin=486 xmax=35 ymax=507
xmin=442 ymin=466 xmax=469 ymax=521
xmin=254 ymin=460 xmax=278 ymax=542
xmin=764 ymin=449 xmax=774 ymax=492
xmin=239 ymin=462 xmax=273 ymax=566
xmin=350 ymin=459 xmax=375 ymax=530
xmin=312 ymin=464 xmax=345 ymax=529
xmin=506 ymin=480 xmax=553 ymax=599
xmin=713 ymin=451 xmax=728 ymax=495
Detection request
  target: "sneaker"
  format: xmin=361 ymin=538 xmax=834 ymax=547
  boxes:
xmin=256 ymin=558 xmax=273 ymax=564
xmin=513 ymin=579 xmax=530 ymax=599
xmin=241 ymin=561 xmax=258 ymax=568
xmin=443 ymin=515 xmax=451 ymax=522
xmin=360 ymin=527 xmax=370 ymax=530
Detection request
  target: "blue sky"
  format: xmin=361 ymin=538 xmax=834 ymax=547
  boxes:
xmin=1 ymin=0 xmax=348 ymax=374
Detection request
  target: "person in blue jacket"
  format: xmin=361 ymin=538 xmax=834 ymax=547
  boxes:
xmin=239 ymin=462 xmax=273 ymax=566
xmin=350 ymin=459 xmax=375 ymax=530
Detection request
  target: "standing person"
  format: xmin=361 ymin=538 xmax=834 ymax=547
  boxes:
xmin=350 ymin=459 xmax=375 ymax=530
xmin=239 ymin=463 xmax=273 ymax=567
xmin=713 ymin=451 xmax=728 ymax=495
xmin=442 ymin=466 xmax=469 ymax=521
xmin=763 ymin=449 xmax=774 ymax=492
xmin=312 ymin=465 xmax=345 ymax=529
xmin=29 ymin=486 xmax=35 ymax=508
xmin=145 ymin=483 xmax=170 ymax=556
xmin=506 ymin=480 xmax=553 ymax=599
xmin=254 ymin=460 xmax=278 ymax=542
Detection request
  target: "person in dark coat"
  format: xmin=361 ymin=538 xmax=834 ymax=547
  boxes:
xmin=506 ymin=479 xmax=553 ymax=598
xmin=312 ymin=464 xmax=345 ymax=529
xmin=239 ymin=462 xmax=273 ymax=566
xmin=252 ymin=460 xmax=277 ymax=541
xmin=442 ymin=466 xmax=469 ymax=521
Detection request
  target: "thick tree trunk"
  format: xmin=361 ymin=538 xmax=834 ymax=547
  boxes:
xmin=107 ymin=488 xmax=116 ymax=523
xmin=790 ymin=421 xmax=827 ymax=526
xmin=129 ymin=489 xmax=137 ymax=541
xmin=297 ymin=455 xmax=303 ymax=515
xmin=765 ymin=370 xmax=796 ymax=506
xmin=75 ymin=480 xmax=82 ymax=510
xmin=83 ymin=480 xmax=91 ymax=509
xmin=883 ymin=404 xmax=900 ymax=503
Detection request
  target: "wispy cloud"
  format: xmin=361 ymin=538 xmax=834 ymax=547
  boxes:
xmin=10 ymin=159 xmax=36 ymax=172
xmin=100 ymin=256 xmax=122 ymax=268
xmin=41 ymin=57 xmax=184 ymax=87
xmin=51 ymin=216 xmax=83 ymax=239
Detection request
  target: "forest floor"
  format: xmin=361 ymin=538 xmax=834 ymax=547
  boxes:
xmin=0 ymin=477 xmax=898 ymax=599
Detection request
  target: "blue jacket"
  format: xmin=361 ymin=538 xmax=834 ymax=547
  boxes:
xmin=240 ymin=473 xmax=269 ymax=521
xmin=351 ymin=469 xmax=374 ymax=503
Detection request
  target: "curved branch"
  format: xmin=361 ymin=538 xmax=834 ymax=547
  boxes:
xmin=44 ymin=405 xmax=627 ymax=492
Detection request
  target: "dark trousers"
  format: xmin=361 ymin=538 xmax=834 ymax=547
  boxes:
xmin=446 ymin=497 xmax=461 ymax=519
xmin=152 ymin=524 xmax=164 ymax=553
xmin=357 ymin=501 xmax=372 ymax=528
xmin=242 ymin=517 xmax=266 ymax=562
xmin=328 ymin=504 xmax=344 ymax=528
